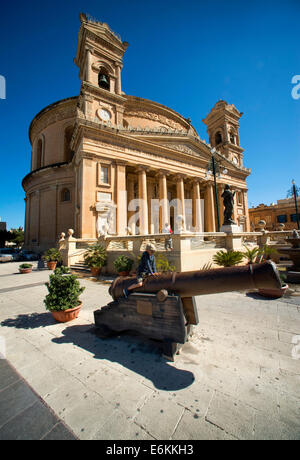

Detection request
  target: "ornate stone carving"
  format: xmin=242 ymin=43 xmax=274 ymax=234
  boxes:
xmin=125 ymin=111 xmax=186 ymax=131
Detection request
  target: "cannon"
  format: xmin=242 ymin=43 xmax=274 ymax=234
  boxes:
xmin=94 ymin=261 xmax=281 ymax=360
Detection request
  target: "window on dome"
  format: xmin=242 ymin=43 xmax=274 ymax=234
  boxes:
xmin=36 ymin=139 xmax=42 ymax=169
xmin=61 ymin=188 xmax=71 ymax=202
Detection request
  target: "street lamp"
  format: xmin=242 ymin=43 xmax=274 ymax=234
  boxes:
xmin=205 ymin=148 xmax=228 ymax=232
xmin=287 ymin=179 xmax=300 ymax=230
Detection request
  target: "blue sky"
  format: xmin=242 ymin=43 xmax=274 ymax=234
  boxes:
xmin=0 ymin=0 xmax=299 ymax=229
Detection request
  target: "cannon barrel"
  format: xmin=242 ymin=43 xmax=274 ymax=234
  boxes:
xmin=109 ymin=261 xmax=282 ymax=301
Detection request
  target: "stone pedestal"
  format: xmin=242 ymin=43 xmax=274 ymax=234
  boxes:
xmin=221 ymin=224 xmax=242 ymax=250
xmin=221 ymin=224 xmax=239 ymax=234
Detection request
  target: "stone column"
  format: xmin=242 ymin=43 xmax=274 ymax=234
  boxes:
xmin=147 ymin=180 xmax=155 ymax=234
xmin=158 ymin=170 xmax=169 ymax=232
xmin=115 ymin=64 xmax=122 ymax=95
xmin=223 ymin=123 xmax=229 ymax=143
xmin=243 ymin=189 xmax=250 ymax=232
xmin=138 ymin=167 xmax=148 ymax=235
xmin=127 ymin=177 xmax=136 ymax=235
xmin=204 ymin=182 xmax=216 ymax=232
xmin=80 ymin=158 xmax=95 ymax=239
xmin=192 ymin=180 xmax=203 ymax=232
xmin=37 ymin=190 xmax=40 ymax=246
xmin=86 ymin=48 xmax=93 ymax=83
xmin=115 ymin=161 xmax=127 ymax=235
xmin=233 ymin=188 xmax=239 ymax=225
xmin=175 ymin=174 xmax=186 ymax=231
xmin=24 ymin=196 xmax=30 ymax=245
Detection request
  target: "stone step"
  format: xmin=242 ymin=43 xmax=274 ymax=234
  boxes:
xmin=70 ymin=264 xmax=89 ymax=273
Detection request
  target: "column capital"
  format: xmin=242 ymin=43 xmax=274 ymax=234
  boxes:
xmin=191 ymin=177 xmax=201 ymax=185
xmin=113 ymin=159 xmax=128 ymax=166
xmin=156 ymin=169 xmax=169 ymax=178
xmin=137 ymin=165 xmax=150 ymax=174
xmin=174 ymin=173 xmax=187 ymax=182
xmin=86 ymin=46 xmax=94 ymax=54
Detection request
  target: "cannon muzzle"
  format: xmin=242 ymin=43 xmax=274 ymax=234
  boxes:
xmin=109 ymin=261 xmax=282 ymax=301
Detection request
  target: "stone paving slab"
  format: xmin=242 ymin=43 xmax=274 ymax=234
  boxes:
xmin=0 ymin=262 xmax=300 ymax=440
xmin=0 ymin=360 xmax=77 ymax=440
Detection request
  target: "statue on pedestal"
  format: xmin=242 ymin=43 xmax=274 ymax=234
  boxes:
xmin=222 ymin=184 xmax=236 ymax=225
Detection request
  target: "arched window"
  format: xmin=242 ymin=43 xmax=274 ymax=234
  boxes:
xmin=36 ymin=139 xmax=43 ymax=169
xmin=215 ymin=132 xmax=222 ymax=145
xmin=61 ymin=188 xmax=71 ymax=202
xmin=64 ymin=126 xmax=74 ymax=162
xmin=98 ymin=70 xmax=110 ymax=90
xmin=230 ymin=132 xmax=235 ymax=144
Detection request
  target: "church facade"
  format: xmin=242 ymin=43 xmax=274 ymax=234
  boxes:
xmin=22 ymin=13 xmax=251 ymax=252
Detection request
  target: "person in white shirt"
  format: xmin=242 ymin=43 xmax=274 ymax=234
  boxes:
xmin=162 ymin=223 xmax=173 ymax=250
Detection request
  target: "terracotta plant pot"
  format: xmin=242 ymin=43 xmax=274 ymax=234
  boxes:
xmin=47 ymin=261 xmax=57 ymax=270
xmin=51 ymin=303 xmax=82 ymax=323
xmin=258 ymin=284 xmax=289 ymax=299
xmin=118 ymin=271 xmax=130 ymax=277
xmin=91 ymin=267 xmax=102 ymax=277
xmin=19 ymin=268 xmax=32 ymax=274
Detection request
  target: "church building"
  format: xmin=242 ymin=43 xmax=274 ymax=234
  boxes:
xmin=22 ymin=13 xmax=251 ymax=252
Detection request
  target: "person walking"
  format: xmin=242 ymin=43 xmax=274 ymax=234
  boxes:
xmin=162 ymin=223 xmax=173 ymax=251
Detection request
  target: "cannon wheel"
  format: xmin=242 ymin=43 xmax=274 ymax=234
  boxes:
xmin=156 ymin=289 xmax=168 ymax=302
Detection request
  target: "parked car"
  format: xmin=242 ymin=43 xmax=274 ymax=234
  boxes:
xmin=0 ymin=248 xmax=18 ymax=262
xmin=17 ymin=250 xmax=39 ymax=261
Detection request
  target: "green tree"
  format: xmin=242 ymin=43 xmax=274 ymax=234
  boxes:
xmin=10 ymin=227 xmax=24 ymax=248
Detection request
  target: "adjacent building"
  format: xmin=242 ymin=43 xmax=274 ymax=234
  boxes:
xmin=22 ymin=13 xmax=251 ymax=252
xmin=249 ymin=197 xmax=300 ymax=231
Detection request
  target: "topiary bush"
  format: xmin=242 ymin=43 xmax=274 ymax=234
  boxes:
xmin=44 ymin=266 xmax=85 ymax=312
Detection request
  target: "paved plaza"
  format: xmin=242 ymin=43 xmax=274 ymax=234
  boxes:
xmin=0 ymin=262 xmax=299 ymax=440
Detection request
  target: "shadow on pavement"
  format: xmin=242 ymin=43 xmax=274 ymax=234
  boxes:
xmin=52 ymin=324 xmax=195 ymax=392
xmin=1 ymin=313 xmax=55 ymax=329
xmin=246 ymin=291 xmax=279 ymax=301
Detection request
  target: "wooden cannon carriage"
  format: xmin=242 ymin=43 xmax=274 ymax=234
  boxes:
xmin=94 ymin=261 xmax=281 ymax=360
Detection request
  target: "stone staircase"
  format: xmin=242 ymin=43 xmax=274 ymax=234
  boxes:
xmin=70 ymin=261 xmax=90 ymax=274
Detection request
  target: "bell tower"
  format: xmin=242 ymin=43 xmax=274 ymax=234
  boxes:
xmin=74 ymin=13 xmax=129 ymax=126
xmin=202 ymin=100 xmax=244 ymax=167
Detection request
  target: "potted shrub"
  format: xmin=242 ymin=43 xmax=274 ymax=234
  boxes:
xmin=260 ymin=244 xmax=278 ymax=261
xmin=242 ymin=245 xmax=261 ymax=264
xmin=113 ymin=255 xmax=134 ymax=276
xmin=155 ymin=254 xmax=176 ymax=272
xmin=84 ymin=244 xmax=107 ymax=277
xmin=43 ymin=248 xmax=62 ymax=270
xmin=213 ymin=250 xmax=244 ymax=267
xmin=19 ymin=263 xmax=33 ymax=274
xmin=44 ymin=266 xmax=85 ymax=322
